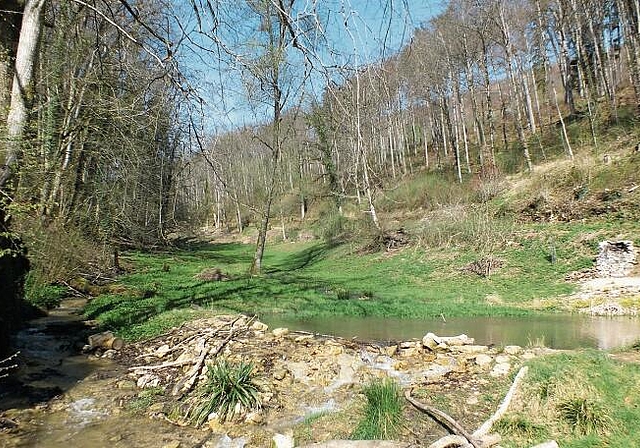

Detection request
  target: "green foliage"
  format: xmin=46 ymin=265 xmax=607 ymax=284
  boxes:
xmin=351 ymin=379 xmax=403 ymax=440
xmin=187 ymin=358 xmax=261 ymax=426
xmin=23 ymin=272 xmax=66 ymax=309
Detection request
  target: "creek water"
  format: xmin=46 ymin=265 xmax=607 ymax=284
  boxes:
xmin=261 ymin=314 xmax=640 ymax=349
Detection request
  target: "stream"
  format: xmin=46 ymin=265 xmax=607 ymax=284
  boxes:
xmin=261 ymin=314 xmax=640 ymax=350
xmin=2 ymin=300 xmax=639 ymax=447
xmin=0 ymin=299 xmax=205 ymax=448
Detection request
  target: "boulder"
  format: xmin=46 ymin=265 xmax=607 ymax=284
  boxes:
xmin=504 ymin=345 xmax=522 ymax=355
xmin=272 ymin=328 xmax=290 ymax=338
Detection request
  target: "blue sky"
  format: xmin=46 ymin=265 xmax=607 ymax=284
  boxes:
xmin=185 ymin=1 xmax=445 ymax=132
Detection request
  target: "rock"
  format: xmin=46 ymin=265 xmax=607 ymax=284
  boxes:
xmin=295 ymin=335 xmax=315 ymax=343
xmin=490 ymin=363 xmax=511 ymax=377
xmin=273 ymin=432 xmax=295 ymax=448
xmin=325 ymin=345 xmax=344 ymax=356
xmin=398 ymin=346 xmax=419 ymax=357
xmin=245 ymin=410 xmax=264 ymax=424
xmin=435 ymin=354 xmax=456 ymax=366
xmin=439 ymin=334 xmax=475 ymax=346
xmin=504 ymin=345 xmax=522 ymax=355
xmin=522 ymin=351 xmax=537 ymax=360
xmin=116 ymin=380 xmax=137 ymax=390
xmin=162 ymin=441 xmax=181 ymax=448
xmin=383 ymin=345 xmax=397 ymax=356
xmin=272 ymin=328 xmax=290 ymax=338
xmin=422 ymin=333 xmax=442 ymax=350
xmin=531 ymin=442 xmax=559 ymax=448
xmin=273 ymin=368 xmax=288 ymax=381
xmin=148 ymin=402 xmax=165 ymax=414
xmin=596 ymin=241 xmax=636 ymax=277
xmin=154 ymin=344 xmax=171 ymax=358
xmin=475 ymin=354 xmax=493 ymax=367
xmin=102 ymin=349 xmax=117 ymax=359
xmin=137 ymin=374 xmax=160 ymax=388
xmin=466 ymin=396 xmax=479 ymax=405
xmin=495 ymin=355 xmax=511 ymax=364
xmin=251 ymin=321 xmax=268 ymax=332
xmin=451 ymin=345 xmax=489 ymax=354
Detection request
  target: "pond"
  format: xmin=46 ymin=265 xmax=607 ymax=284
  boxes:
xmin=261 ymin=314 xmax=640 ymax=350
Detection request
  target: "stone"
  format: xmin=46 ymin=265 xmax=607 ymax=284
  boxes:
xmin=325 ymin=345 xmax=344 ymax=356
xmin=137 ymin=374 xmax=160 ymax=388
xmin=596 ymin=241 xmax=636 ymax=277
xmin=245 ymin=411 xmax=264 ymax=424
xmin=251 ymin=321 xmax=268 ymax=332
xmin=495 ymin=355 xmax=511 ymax=364
xmin=435 ymin=354 xmax=456 ymax=366
xmin=148 ymin=403 xmax=165 ymax=414
xmin=116 ymin=380 xmax=137 ymax=390
xmin=155 ymin=344 xmax=171 ymax=358
xmin=504 ymin=345 xmax=522 ymax=355
xmin=466 ymin=396 xmax=479 ymax=405
xmin=273 ymin=368 xmax=288 ymax=381
xmin=522 ymin=351 xmax=536 ymax=360
xmin=273 ymin=432 xmax=295 ymax=448
xmin=272 ymin=328 xmax=290 ymax=338
xmin=439 ymin=334 xmax=474 ymax=346
xmin=531 ymin=442 xmax=559 ymax=448
xmin=491 ymin=363 xmax=511 ymax=377
xmin=422 ymin=333 xmax=441 ymax=350
xmin=451 ymin=345 xmax=489 ymax=354
xmin=102 ymin=349 xmax=117 ymax=359
xmin=475 ymin=354 xmax=493 ymax=367
xmin=383 ymin=345 xmax=397 ymax=356
xmin=162 ymin=441 xmax=181 ymax=448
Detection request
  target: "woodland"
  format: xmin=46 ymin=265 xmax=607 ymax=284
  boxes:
xmin=1 ymin=0 xmax=640 ymax=352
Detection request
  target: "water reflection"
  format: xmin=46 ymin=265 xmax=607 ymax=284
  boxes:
xmin=261 ymin=315 xmax=640 ymax=349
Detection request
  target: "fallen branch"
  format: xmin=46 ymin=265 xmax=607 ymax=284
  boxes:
xmin=427 ymin=435 xmax=471 ymax=448
xmin=473 ymin=366 xmax=528 ymax=438
xmin=404 ymin=390 xmax=481 ymax=448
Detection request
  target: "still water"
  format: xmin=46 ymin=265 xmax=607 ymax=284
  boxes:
xmin=261 ymin=314 xmax=640 ymax=350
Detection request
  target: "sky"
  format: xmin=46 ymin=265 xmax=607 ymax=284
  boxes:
xmin=184 ymin=0 xmax=446 ymax=133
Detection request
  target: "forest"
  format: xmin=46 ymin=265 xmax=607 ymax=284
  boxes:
xmin=2 ymin=1 xmax=640 ymax=446
xmin=2 ymin=0 xmax=640 ymax=344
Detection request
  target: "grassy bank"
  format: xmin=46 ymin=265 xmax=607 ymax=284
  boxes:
xmin=83 ymin=217 xmax=636 ymax=341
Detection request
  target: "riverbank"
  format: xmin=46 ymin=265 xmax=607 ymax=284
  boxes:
xmin=3 ymin=308 xmax=640 ymax=448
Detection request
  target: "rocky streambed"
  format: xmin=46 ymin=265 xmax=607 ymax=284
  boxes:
xmin=1 ymin=310 xmax=555 ymax=448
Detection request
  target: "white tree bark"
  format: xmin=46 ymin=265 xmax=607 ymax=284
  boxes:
xmin=1 ymin=0 xmax=46 ymax=187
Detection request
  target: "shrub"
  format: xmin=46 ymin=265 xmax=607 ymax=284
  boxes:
xmin=187 ymin=358 xmax=261 ymax=426
xmin=24 ymin=272 xmax=66 ymax=309
xmin=352 ymin=378 xmax=404 ymax=440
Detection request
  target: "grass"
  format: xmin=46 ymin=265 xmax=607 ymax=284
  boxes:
xmin=497 ymin=351 xmax=640 ymax=447
xmin=81 ymin=213 xmax=640 ymax=341
xmin=186 ymin=358 xmax=261 ymax=426
xmin=351 ymin=379 xmax=404 ymax=440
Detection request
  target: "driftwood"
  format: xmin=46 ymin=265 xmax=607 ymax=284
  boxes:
xmin=473 ymin=366 xmax=528 ymax=438
xmin=406 ymin=366 xmax=529 ymax=448
xmin=88 ymin=331 xmax=124 ymax=350
xmin=405 ymin=390 xmax=481 ymax=448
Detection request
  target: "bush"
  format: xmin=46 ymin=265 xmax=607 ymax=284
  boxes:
xmin=558 ymin=396 xmax=613 ymax=435
xmin=24 ymin=272 xmax=66 ymax=309
xmin=352 ymin=378 xmax=404 ymax=440
xmin=187 ymin=358 xmax=261 ymax=426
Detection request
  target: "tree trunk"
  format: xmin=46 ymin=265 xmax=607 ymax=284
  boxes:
xmin=1 ymin=0 xmax=47 ymax=187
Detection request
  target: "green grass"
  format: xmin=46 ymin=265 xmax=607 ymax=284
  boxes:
xmin=82 ymin=215 xmax=640 ymax=341
xmin=351 ymin=379 xmax=404 ymax=440
xmin=186 ymin=358 xmax=261 ymax=425
xmin=498 ymin=351 xmax=640 ymax=447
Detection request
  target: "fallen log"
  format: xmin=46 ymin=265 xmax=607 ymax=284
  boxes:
xmin=88 ymin=331 xmax=124 ymax=351
xmin=404 ymin=390 xmax=481 ymax=448
xmin=473 ymin=366 xmax=528 ymax=438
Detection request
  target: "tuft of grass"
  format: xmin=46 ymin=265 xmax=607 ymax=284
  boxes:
xmin=558 ymin=396 xmax=613 ymax=436
xmin=128 ymin=386 xmax=165 ymax=412
xmin=187 ymin=358 xmax=261 ymax=426
xmin=351 ymin=378 xmax=404 ymax=440
xmin=495 ymin=414 xmax=549 ymax=440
